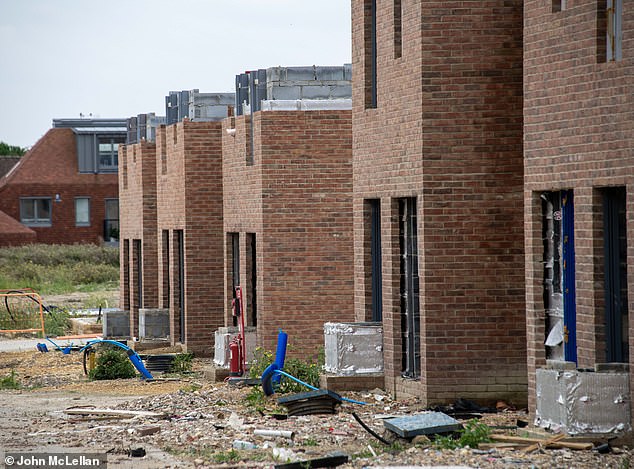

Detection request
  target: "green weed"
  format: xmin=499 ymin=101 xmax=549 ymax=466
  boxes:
xmin=0 ymin=369 xmax=21 ymax=389
xmin=433 ymin=419 xmax=491 ymax=450
xmin=170 ymin=353 xmax=194 ymax=373
xmin=213 ymin=449 xmax=241 ymax=463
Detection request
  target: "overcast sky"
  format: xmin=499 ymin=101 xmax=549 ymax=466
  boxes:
xmin=0 ymin=0 xmax=352 ymax=149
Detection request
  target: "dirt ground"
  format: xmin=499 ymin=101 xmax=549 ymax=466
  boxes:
xmin=0 ymin=348 xmax=632 ymax=468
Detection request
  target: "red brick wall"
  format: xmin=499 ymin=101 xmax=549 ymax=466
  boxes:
xmin=0 ymin=128 xmax=118 ymax=246
xmin=222 ymin=110 xmax=355 ymax=359
xmin=352 ymin=0 xmax=526 ymax=404
xmin=118 ymin=141 xmax=159 ymax=336
xmin=156 ymin=121 xmax=225 ymax=355
xmin=524 ymin=1 xmax=634 ymax=417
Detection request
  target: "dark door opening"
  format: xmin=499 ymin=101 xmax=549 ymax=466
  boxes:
xmin=162 ymin=230 xmax=170 ymax=309
xmin=603 ymin=187 xmax=629 ymax=363
xmin=231 ymin=233 xmax=240 ymax=328
xmin=133 ymin=239 xmax=142 ymax=311
xmin=399 ymin=197 xmax=420 ymax=379
xmin=176 ymin=230 xmax=185 ymax=343
xmin=247 ymin=233 xmax=257 ymax=327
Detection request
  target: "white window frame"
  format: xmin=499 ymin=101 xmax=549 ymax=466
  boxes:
xmin=75 ymin=197 xmax=91 ymax=227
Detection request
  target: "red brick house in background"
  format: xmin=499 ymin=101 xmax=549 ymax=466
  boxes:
xmin=351 ymin=0 xmax=526 ymax=404
xmin=223 ymin=65 xmax=355 ymax=357
xmin=0 ymin=118 xmax=125 ymax=246
xmin=524 ymin=1 xmax=634 ymax=432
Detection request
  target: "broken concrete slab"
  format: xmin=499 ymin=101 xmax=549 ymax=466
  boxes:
xmin=383 ymin=412 xmax=462 ymax=438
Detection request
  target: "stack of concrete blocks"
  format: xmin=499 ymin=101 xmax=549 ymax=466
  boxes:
xmin=188 ymin=91 xmax=235 ymax=121
xmin=265 ymin=65 xmax=352 ymax=101
xmin=138 ymin=308 xmax=170 ymax=339
xmin=213 ymin=326 xmax=258 ymax=369
xmin=535 ymin=367 xmax=631 ymax=434
xmin=103 ymin=310 xmax=130 ymax=338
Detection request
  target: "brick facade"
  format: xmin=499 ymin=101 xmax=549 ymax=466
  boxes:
xmin=118 ymin=141 xmax=159 ymax=336
xmin=524 ymin=1 xmax=634 ymax=420
xmin=352 ymin=0 xmax=526 ymax=404
xmin=155 ymin=121 xmax=225 ymax=355
xmin=0 ymin=128 xmax=118 ymax=246
xmin=222 ymin=110 xmax=355 ymax=358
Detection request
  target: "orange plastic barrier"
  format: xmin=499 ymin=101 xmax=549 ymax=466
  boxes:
xmin=0 ymin=290 xmax=46 ymax=336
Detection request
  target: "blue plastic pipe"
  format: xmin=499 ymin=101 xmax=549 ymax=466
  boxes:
xmin=272 ymin=329 xmax=288 ymax=385
xmin=80 ymin=339 xmax=153 ymax=380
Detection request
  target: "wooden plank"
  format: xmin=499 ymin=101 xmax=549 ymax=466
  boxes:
xmin=521 ymin=433 xmax=567 ymax=453
xmin=491 ymin=434 xmax=593 ymax=450
xmin=65 ymin=407 xmax=164 ymax=419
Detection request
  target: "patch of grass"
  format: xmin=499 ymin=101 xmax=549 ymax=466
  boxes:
xmin=302 ymin=437 xmax=318 ymax=447
xmin=213 ymin=449 xmax=241 ymax=463
xmin=179 ymin=383 xmax=202 ymax=393
xmin=44 ymin=307 xmax=71 ymax=337
xmin=0 ymin=244 xmax=119 ymax=295
xmin=433 ymin=419 xmax=491 ymax=450
xmin=0 ymin=369 xmax=21 ymax=389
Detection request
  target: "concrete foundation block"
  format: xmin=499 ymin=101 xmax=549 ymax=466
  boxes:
xmin=139 ymin=308 xmax=169 ymax=339
xmin=535 ymin=368 xmax=631 ymax=434
xmin=103 ymin=310 xmax=130 ymax=338
xmin=324 ymin=322 xmax=383 ymax=375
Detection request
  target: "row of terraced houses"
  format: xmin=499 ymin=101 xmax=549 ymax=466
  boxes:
xmin=1 ymin=1 xmax=632 ymax=433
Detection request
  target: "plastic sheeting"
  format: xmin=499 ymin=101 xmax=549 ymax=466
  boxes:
xmin=324 ymin=322 xmax=383 ymax=375
xmin=535 ymin=368 xmax=631 ymax=434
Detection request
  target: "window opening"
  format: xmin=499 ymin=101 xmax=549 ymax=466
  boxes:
xmin=394 ymin=0 xmax=402 ymax=58
xmin=364 ymin=0 xmax=377 ymax=108
xmin=603 ymin=187 xmax=629 ymax=362
xmin=369 ymin=200 xmax=383 ymax=321
xmin=399 ymin=197 xmax=420 ymax=378
xmin=104 ymin=199 xmax=119 ymax=241
xmin=231 ymin=233 xmax=240 ymax=327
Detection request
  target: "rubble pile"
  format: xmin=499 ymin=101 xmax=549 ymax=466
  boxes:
xmin=0 ymin=350 xmax=632 ymax=468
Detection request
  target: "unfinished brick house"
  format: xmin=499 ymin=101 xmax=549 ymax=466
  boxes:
xmin=119 ymin=93 xmax=234 ymax=353
xmin=118 ymin=139 xmax=159 ymax=337
xmin=0 ymin=119 xmax=125 ymax=246
xmin=351 ymin=1 xmax=526 ymax=404
xmin=222 ymin=65 xmax=355 ymax=357
xmin=524 ymin=1 xmax=634 ymax=432
xmin=155 ymin=114 xmax=231 ymax=354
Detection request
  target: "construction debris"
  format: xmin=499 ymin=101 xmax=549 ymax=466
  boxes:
xmin=277 ymin=389 xmax=342 ymax=416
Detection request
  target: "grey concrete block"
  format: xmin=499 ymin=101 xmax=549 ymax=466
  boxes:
xmin=103 ymin=310 xmax=130 ymax=338
xmin=139 ymin=308 xmax=169 ymax=339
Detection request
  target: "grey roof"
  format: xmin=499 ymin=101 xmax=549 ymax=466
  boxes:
xmin=72 ymin=127 xmax=127 ymax=134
